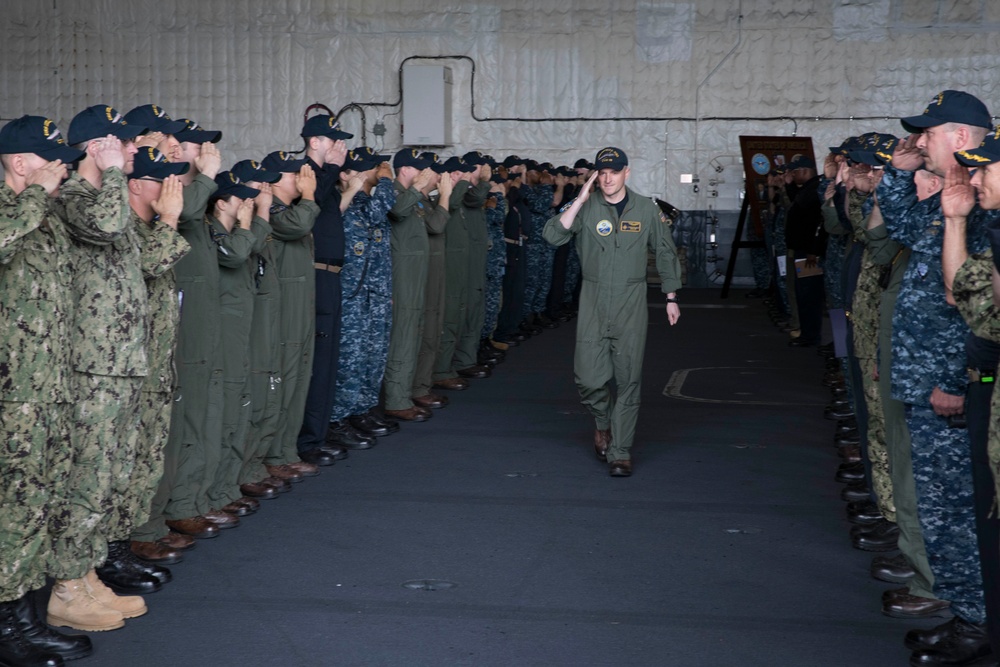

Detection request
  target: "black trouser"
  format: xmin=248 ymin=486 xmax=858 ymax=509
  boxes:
xmin=496 ymin=243 xmax=525 ymax=339
xmin=297 ymin=270 xmax=342 ymax=453
xmin=966 ymin=333 xmax=1000 ymax=654
xmin=794 ymin=272 xmax=824 ymax=344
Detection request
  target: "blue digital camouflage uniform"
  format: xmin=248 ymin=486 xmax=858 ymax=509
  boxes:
xmin=0 ymin=182 xmax=74 ymax=600
xmin=748 ymin=209 xmax=771 ymax=292
xmin=331 ymin=179 xmax=395 ymax=421
xmin=481 ymin=192 xmax=507 ymax=340
xmin=878 ymin=164 xmax=993 ymax=624
xmin=523 ymin=184 xmax=555 ymax=317
xmin=355 ymin=178 xmax=396 ymax=415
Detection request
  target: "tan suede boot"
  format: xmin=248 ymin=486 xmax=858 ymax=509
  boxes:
xmin=47 ymin=578 xmax=125 ymax=631
xmin=84 ymin=570 xmax=147 ymax=618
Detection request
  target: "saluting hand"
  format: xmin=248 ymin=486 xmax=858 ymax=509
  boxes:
xmin=236 ymin=198 xmax=254 ymax=229
xmin=942 ymin=163 xmax=976 ymax=220
xmin=27 ymin=160 xmax=68 ymax=196
xmin=195 ymin=142 xmax=222 ymax=179
xmin=328 ymin=140 xmax=348 ymax=167
xmin=375 ymin=162 xmax=393 ymax=181
xmin=296 ymin=164 xmax=317 ymax=200
xmin=134 ymin=131 xmax=165 ymax=150
xmin=254 ymin=182 xmax=273 ymax=213
xmin=91 ymin=135 xmax=126 ymax=172
xmin=412 ymin=167 xmax=435 ymax=192
xmin=576 ymin=170 xmax=599 ymax=205
xmin=892 ymin=134 xmax=924 ymax=172
xmin=152 ymin=175 xmax=184 ymax=228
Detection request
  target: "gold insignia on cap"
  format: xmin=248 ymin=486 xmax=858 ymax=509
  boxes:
xmin=228 ymin=173 xmax=239 ymax=184
xmin=993 ymin=126 xmax=1000 ymax=141
xmin=250 ymin=160 xmax=260 ymax=169
xmin=957 ymin=150 xmax=990 ymax=163
xmin=152 ymin=105 xmax=164 ymax=117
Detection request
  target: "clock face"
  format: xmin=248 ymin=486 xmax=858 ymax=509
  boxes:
xmin=751 ymin=153 xmax=771 ymax=175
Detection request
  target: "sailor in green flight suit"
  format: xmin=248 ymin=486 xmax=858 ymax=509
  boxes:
xmin=543 ymin=147 xmax=681 ymax=477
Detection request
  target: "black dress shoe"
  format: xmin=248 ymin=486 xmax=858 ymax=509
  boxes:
xmin=871 ymin=553 xmax=916 ymax=584
xmin=348 ymin=413 xmax=391 ymax=437
xmin=906 ymin=617 xmax=963 ymax=652
xmin=909 ymin=619 xmax=992 ymax=665
xmin=367 ymin=410 xmax=400 ymax=434
xmin=327 ymin=420 xmax=375 ymax=449
xmin=841 ymin=481 xmax=872 ymax=502
xmin=477 ymin=354 xmax=499 ymax=369
xmin=846 ymin=499 xmax=883 ymax=525
xmin=319 ymin=444 xmax=349 ymax=460
xmin=835 ymin=461 xmax=866 ymax=484
xmin=95 ymin=541 xmax=163 ymax=594
xmin=114 ymin=540 xmax=172 ymax=584
xmin=300 ymin=448 xmax=336 ymax=466
xmin=12 ymin=593 xmax=92 ymax=661
xmin=609 ymin=460 xmax=632 ymax=477
xmin=853 ymin=519 xmax=899 ymax=552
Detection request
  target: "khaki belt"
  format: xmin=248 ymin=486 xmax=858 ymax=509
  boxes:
xmin=968 ymin=368 xmax=996 ymax=384
xmin=314 ymin=262 xmax=342 ymax=273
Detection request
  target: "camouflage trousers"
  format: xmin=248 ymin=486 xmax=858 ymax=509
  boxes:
xmin=131 ymin=391 xmax=181 ymax=543
xmin=990 ymin=379 xmax=1000 ymax=505
xmin=907 ymin=403 xmax=987 ymax=624
xmin=858 ymin=357 xmax=894 ymax=520
xmin=123 ymin=390 xmax=173 ymax=541
xmin=357 ymin=293 xmax=392 ymax=414
xmin=522 ymin=239 xmax=545 ymax=320
xmin=481 ymin=270 xmax=504 ymax=341
xmin=824 ymin=234 xmax=846 ymax=309
xmin=332 ymin=287 xmax=373 ymax=420
xmin=530 ymin=243 xmax=557 ymax=314
xmin=51 ymin=373 xmax=143 ymax=578
xmin=0 ymin=401 xmax=71 ymax=600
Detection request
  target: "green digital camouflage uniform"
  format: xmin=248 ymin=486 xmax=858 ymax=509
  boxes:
xmin=204 ymin=216 xmax=257 ymax=509
xmin=384 ymin=181 xmax=448 ymax=410
xmin=264 ymin=197 xmax=319 ymax=467
xmin=543 ymin=186 xmax=681 ymax=462
xmin=126 ymin=211 xmax=190 ymax=543
xmin=240 ymin=218 xmax=283 ymax=484
xmin=952 ymin=252 xmax=1000 ymax=501
xmin=56 ymin=170 xmax=149 ymax=575
xmin=0 ymin=183 xmax=74 ymax=601
xmin=166 ymin=175 xmax=223 ymax=519
xmin=413 ymin=193 xmax=448 ymax=398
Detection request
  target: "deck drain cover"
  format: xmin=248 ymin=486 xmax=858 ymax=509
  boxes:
xmin=504 ymin=472 xmax=539 ymax=478
xmin=402 ymin=579 xmax=456 ymax=591
xmin=724 ymin=527 xmax=762 ymax=535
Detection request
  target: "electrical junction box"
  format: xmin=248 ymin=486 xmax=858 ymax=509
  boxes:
xmin=402 ymin=65 xmax=453 ymax=147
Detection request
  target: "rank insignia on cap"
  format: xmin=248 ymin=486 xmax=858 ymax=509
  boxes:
xmin=596 ymin=220 xmax=613 ymax=236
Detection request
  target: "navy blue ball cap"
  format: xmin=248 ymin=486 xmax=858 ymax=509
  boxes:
xmin=955 ymin=126 xmax=1000 ymax=167
xmin=261 ymin=150 xmax=309 ymax=173
xmin=68 ymin=105 xmax=146 ymax=145
xmin=0 ymin=115 xmax=86 ymax=163
xmin=490 ymin=173 xmax=507 ymax=184
xmin=231 ymin=159 xmax=280 ymax=184
xmin=848 ymin=133 xmax=899 ymax=166
xmin=442 ymin=156 xmax=477 ymax=173
xmin=502 ymin=155 xmax=524 ymax=168
xmin=174 ymin=119 xmax=222 ymax=144
xmin=344 ymin=146 xmax=389 ymax=172
xmin=129 ymin=146 xmax=190 ymax=180
xmin=594 ymin=147 xmax=628 ymax=170
xmin=828 ymin=136 xmax=862 ymax=156
xmin=788 ymin=154 xmax=817 ymax=170
xmin=462 ymin=150 xmax=488 ymax=166
xmin=393 ymin=148 xmax=432 ymax=170
xmin=901 ymin=90 xmax=993 ymax=134
xmin=213 ymin=171 xmax=260 ymax=200
xmin=123 ymin=105 xmax=187 ymax=136
xmin=524 ymin=159 xmax=540 ymax=171
xmin=573 ymin=158 xmax=594 ymax=170
xmin=301 ymin=114 xmax=353 ymax=140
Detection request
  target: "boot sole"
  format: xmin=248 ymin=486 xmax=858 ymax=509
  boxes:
xmin=47 ymin=613 xmax=125 ymax=632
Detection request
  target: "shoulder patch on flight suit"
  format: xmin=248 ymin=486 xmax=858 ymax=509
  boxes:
xmin=659 ymin=211 xmax=673 ymax=226
xmin=620 ymin=220 xmax=641 ymax=233
xmin=559 ymin=197 xmax=577 ymax=213
xmin=353 ymin=241 xmax=365 ymax=256
xmin=596 ymin=220 xmax=613 ymax=236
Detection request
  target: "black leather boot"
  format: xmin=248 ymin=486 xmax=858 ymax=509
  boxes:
xmin=11 ymin=593 xmax=91 ymax=661
xmin=909 ymin=617 xmax=993 ymax=665
xmin=366 ymin=410 xmax=400 ymax=435
xmin=348 ymin=412 xmax=390 ymax=437
xmin=95 ymin=541 xmax=163 ymax=594
xmin=326 ymin=420 xmax=375 ymax=449
xmin=0 ymin=600 xmax=64 ymax=667
xmin=111 ymin=541 xmax=172 ymax=585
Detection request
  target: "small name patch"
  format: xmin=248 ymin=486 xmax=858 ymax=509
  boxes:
xmin=620 ymin=220 xmax=641 ymax=232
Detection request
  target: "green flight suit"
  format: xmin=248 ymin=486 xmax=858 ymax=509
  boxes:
xmin=265 ymin=198 xmax=319 ymax=466
xmin=543 ymin=187 xmax=681 ymax=462
xmin=57 ymin=170 xmax=148 ymax=574
xmin=413 ymin=194 xmax=448 ymax=397
xmin=205 ymin=216 xmax=258 ymax=509
xmin=166 ymin=175 xmax=223 ymax=519
xmin=241 ymin=219 xmax=283 ymax=484
xmin=455 ymin=180 xmax=491 ymax=370
xmin=126 ymin=212 xmax=190 ymax=543
xmin=384 ymin=181 xmax=448 ymax=410
xmin=0 ymin=183 xmax=74 ymax=600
